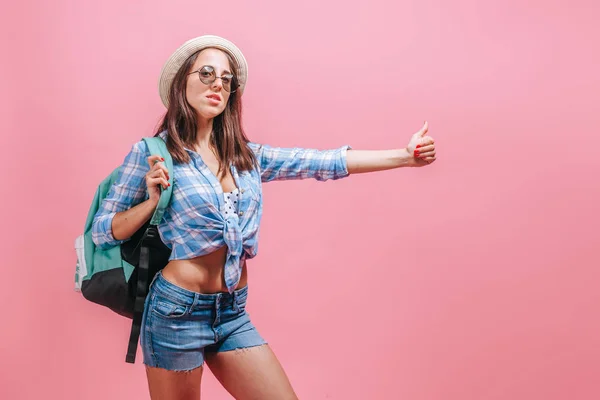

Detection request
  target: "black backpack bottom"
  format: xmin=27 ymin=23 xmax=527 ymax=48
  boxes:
xmin=82 ymin=222 xmax=171 ymax=362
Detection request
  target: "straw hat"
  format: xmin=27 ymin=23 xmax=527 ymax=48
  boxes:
xmin=158 ymin=35 xmax=248 ymax=107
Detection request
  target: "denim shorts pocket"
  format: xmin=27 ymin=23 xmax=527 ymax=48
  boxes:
xmin=152 ymin=297 xmax=189 ymax=319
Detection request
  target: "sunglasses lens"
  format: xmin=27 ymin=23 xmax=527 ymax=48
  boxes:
xmin=221 ymin=75 xmax=235 ymax=92
xmin=228 ymin=77 xmax=239 ymax=93
xmin=198 ymin=66 xmax=215 ymax=85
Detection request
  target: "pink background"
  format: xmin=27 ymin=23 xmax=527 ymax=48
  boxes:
xmin=2 ymin=0 xmax=599 ymax=399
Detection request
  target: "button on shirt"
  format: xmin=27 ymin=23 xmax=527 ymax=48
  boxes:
xmin=92 ymin=130 xmax=352 ymax=293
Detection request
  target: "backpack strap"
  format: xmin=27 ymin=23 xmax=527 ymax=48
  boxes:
xmin=125 ymin=226 xmax=159 ymax=363
xmin=126 ymin=136 xmax=173 ymax=364
xmin=144 ymin=137 xmax=174 ymax=225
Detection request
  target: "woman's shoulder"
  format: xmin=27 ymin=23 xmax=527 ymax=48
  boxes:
xmin=127 ymin=139 xmax=150 ymax=158
xmin=128 ymin=130 xmax=168 ymax=155
xmin=118 ymin=137 xmax=156 ymax=169
xmin=157 ymin=130 xmax=168 ymax=141
xmin=247 ymin=141 xmax=270 ymax=155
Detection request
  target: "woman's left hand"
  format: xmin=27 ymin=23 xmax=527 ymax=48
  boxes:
xmin=407 ymin=121 xmax=436 ymax=167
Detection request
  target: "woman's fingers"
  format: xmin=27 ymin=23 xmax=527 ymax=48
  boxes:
xmin=415 ymin=144 xmax=435 ymax=153
xmin=146 ymin=164 xmax=170 ymax=190
xmin=147 ymin=155 xmax=164 ymax=168
xmin=149 ymin=169 xmax=169 ymax=186
xmin=148 ymin=176 xmax=170 ymax=190
xmin=154 ymin=161 xmax=170 ymax=176
xmin=417 ymin=150 xmax=436 ymax=158
xmin=147 ymin=155 xmax=170 ymax=179
xmin=149 ymin=168 xmax=168 ymax=179
xmin=415 ymin=141 xmax=435 ymax=158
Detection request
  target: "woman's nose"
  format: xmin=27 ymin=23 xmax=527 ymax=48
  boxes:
xmin=211 ymin=77 xmax=224 ymax=91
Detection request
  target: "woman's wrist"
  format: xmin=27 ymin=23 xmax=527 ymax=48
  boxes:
xmin=146 ymin=196 xmax=160 ymax=208
xmin=397 ymin=148 xmax=417 ymax=168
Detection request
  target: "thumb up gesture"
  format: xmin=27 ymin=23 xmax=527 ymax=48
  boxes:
xmin=407 ymin=121 xmax=436 ymax=166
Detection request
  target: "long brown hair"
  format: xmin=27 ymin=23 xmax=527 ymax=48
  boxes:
xmin=154 ymin=48 xmax=257 ymax=177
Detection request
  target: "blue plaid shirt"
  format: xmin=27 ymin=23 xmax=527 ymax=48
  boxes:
xmin=92 ymin=131 xmax=351 ymax=292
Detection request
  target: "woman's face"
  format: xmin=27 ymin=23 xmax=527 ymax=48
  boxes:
xmin=186 ymin=48 xmax=233 ymax=121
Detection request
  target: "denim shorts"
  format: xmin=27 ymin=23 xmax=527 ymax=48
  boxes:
xmin=140 ymin=271 xmax=267 ymax=371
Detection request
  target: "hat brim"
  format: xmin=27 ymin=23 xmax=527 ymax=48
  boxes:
xmin=158 ymin=35 xmax=248 ymax=108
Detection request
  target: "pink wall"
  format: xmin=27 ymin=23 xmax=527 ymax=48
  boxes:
xmin=2 ymin=0 xmax=599 ymax=398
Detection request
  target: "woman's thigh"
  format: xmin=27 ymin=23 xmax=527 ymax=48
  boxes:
xmin=146 ymin=365 xmax=203 ymax=400
xmin=205 ymin=344 xmax=298 ymax=400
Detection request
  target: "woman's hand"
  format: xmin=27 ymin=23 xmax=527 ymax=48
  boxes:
xmin=146 ymin=155 xmax=170 ymax=204
xmin=406 ymin=121 xmax=436 ymax=167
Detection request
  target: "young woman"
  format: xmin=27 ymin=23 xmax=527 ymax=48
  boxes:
xmin=92 ymin=35 xmax=436 ymax=400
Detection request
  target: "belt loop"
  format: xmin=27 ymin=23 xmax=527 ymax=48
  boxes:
xmin=190 ymin=293 xmax=199 ymax=315
xmin=232 ymin=290 xmax=239 ymax=312
xmin=214 ymin=293 xmax=222 ymax=325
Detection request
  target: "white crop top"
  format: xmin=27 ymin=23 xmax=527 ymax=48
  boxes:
xmin=222 ymin=188 xmax=240 ymax=219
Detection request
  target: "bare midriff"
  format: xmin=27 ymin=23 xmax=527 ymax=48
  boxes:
xmin=161 ymin=245 xmax=247 ymax=294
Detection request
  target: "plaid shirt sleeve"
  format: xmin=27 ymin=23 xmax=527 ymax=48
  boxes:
xmin=247 ymin=142 xmax=352 ymax=183
xmin=92 ymin=141 xmax=150 ymax=249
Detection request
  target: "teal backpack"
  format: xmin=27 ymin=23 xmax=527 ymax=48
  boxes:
xmin=74 ymin=137 xmax=173 ymax=363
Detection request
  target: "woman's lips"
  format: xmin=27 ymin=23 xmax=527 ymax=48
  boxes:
xmin=206 ymin=95 xmax=221 ymax=105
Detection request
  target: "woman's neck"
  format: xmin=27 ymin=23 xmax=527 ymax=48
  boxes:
xmin=195 ymin=117 xmax=214 ymax=151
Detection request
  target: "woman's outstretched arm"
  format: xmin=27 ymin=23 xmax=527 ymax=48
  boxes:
xmin=346 ymin=121 xmax=436 ymax=174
